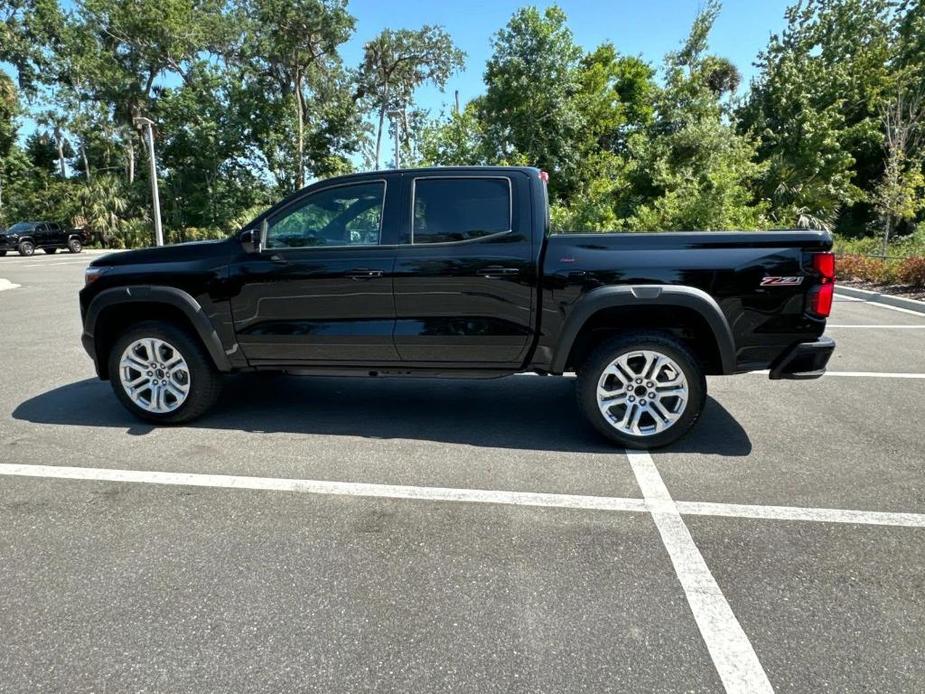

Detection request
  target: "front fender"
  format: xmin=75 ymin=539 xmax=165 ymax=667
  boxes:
xmin=83 ymin=285 xmax=232 ymax=373
xmin=550 ymin=285 xmax=737 ymax=374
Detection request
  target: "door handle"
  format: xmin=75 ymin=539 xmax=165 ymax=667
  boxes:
xmin=478 ymin=266 xmax=519 ymax=278
xmin=346 ymin=268 xmax=384 ymax=280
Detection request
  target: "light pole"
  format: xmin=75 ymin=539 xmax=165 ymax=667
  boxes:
xmin=134 ymin=116 xmax=164 ymax=247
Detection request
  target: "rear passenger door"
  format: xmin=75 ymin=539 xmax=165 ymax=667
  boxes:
xmin=392 ymin=173 xmax=536 ymax=366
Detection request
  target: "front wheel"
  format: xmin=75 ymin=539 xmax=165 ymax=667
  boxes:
xmin=67 ymin=238 xmax=83 ymax=253
xmin=108 ymin=321 xmax=222 ymax=424
xmin=576 ymin=332 xmax=706 ymax=449
xmin=18 ymin=241 xmax=35 ymax=256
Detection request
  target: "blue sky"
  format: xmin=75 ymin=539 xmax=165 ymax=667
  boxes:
xmin=6 ymin=0 xmax=794 ymax=142
xmin=340 ymin=0 xmax=794 ymax=115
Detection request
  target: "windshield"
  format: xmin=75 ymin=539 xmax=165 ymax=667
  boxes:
xmin=8 ymin=223 xmax=34 ymax=232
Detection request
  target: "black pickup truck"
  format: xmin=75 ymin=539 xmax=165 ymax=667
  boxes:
xmin=79 ymin=166 xmax=835 ymax=448
xmin=0 ymin=221 xmax=86 ymax=256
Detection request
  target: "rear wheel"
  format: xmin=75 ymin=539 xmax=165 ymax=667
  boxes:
xmin=18 ymin=241 xmax=35 ymax=256
xmin=108 ymin=321 xmax=222 ymax=424
xmin=576 ymin=332 xmax=706 ymax=449
xmin=67 ymin=238 xmax=83 ymax=253
xmin=44 ymin=247 xmax=57 ymax=254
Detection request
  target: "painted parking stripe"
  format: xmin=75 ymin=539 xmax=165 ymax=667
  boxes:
xmin=1 ymin=463 xmax=924 ymax=530
xmin=675 ymin=501 xmax=925 ymax=528
xmin=627 ymin=450 xmax=773 ymax=693
xmin=18 ymin=260 xmax=91 ymax=268
xmin=0 ymin=463 xmax=649 ymax=514
xmin=0 ymin=279 xmax=21 ymax=292
xmin=826 ymin=324 xmax=925 ymax=328
xmin=853 ymin=300 xmax=925 ymax=316
xmin=749 ymin=369 xmax=925 ymax=379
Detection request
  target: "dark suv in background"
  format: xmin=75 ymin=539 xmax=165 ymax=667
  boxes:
xmin=0 ymin=221 xmax=87 ymax=256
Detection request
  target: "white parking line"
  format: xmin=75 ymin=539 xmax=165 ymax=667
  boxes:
xmin=0 ymin=278 xmax=21 ymax=292
xmin=1 ymin=463 xmax=924 ymax=528
xmin=0 ymin=463 xmax=649 ymax=514
xmin=18 ymin=260 xmax=90 ymax=268
xmin=675 ymin=501 xmax=925 ymax=528
xmin=854 ymin=300 xmax=925 ymax=316
xmin=749 ymin=369 xmax=925 ymax=379
xmin=826 ymin=324 xmax=925 ymax=329
xmin=626 ymin=450 xmax=774 ymax=693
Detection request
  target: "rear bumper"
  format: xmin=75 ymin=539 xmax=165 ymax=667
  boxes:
xmin=769 ymin=336 xmax=835 ymax=380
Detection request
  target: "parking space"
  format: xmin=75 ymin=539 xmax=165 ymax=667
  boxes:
xmin=1 ymin=258 xmax=923 ymax=692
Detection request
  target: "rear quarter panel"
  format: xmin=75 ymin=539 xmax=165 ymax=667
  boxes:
xmin=536 ymin=231 xmax=832 ymax=373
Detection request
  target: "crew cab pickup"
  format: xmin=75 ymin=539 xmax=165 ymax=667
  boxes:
xmin=79 ymin=167 xmax=835 ymax=448
xmin=1 ymin=221 xmax=87 ymax=256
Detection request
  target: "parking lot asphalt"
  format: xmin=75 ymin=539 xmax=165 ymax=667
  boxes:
xmin=1 ymin=252 xmax=923 ymax=692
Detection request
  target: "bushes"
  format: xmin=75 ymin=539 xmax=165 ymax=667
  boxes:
xmin=898 ymin=257 xmax=925 ymax=286
xmin=166 ymin=226 xmax=226 ymax=244
xmin=837 ymin=254 xmax=925 ymax=287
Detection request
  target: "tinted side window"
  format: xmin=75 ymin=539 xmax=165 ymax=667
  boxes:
xmin=267 ymin=181 xmax=385 ymax=249
xmin=412 ymin=178 xmax=511 ymax=244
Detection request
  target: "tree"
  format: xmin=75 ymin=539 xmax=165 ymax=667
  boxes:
xmin=0 ymin=69 xmax=19 ymax=222
xmin=624 ymin=0 xmax=767 ymax=230
xmin=357 ymin=26 xmax=464 ymax=169
xmin=874 ymin=88 xmax=925 ymax=254
xmin=419 ymin=102 xmax=487 ymax=166
xmin=740 ymin=0 xmax=899 ymax=232
xmin=231 ymin=0 xmax=361 ymax=191
xmin=479 ymin=6 xmax=584 ymax=199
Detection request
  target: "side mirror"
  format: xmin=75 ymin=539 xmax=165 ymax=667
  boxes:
xmin=241 ymin=220 xmax=269 ymax=254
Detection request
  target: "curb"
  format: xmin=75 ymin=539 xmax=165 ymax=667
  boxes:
xmin=836 ymin=285 xmax=925 ymax=315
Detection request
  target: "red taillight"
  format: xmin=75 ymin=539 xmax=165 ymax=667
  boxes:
xmin=813 ymin=252 xmax=835 ymax=280
xmin=539 ymin=170 xmax=549 ymax=183
xmin=811 ymin=283 xmax=834 ymax=317
xmin=809 ymin=252 xmax=836 ymax=317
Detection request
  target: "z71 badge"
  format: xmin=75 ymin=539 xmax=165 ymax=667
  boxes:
xmin=760 ymin=276 xmax=803 ymax=287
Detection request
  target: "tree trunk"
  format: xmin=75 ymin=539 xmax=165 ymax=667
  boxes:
xmin=375 ymin=106 xmax=386 ymax=169
xmin=882 ymin=216 xmax=892 ymax=257
xmin=55 ymin=127 xmax=66 ymax=178
xmin=127 ymin=141 xmax=135 ymax=184
xmin=295 ymin=72 xmax=305 ymax=190
xmin=81 ymin=142 xmax=91 ymax=181
xmin=393 ymin=114 xmax=400 ymax=168
xmin=374 ymin=81 xmax=390 ymax=170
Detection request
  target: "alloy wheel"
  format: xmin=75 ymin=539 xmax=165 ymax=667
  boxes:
xmin=119 ymin=338 xmax=191 ymax=413
xmin=596 ymin=349 xmax=689 ymax=437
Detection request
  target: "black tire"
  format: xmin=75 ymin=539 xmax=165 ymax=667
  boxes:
xmin=18 ymin=241 xmax=35 ymax=256
xmin=67 ymin=238 xmax=83 ymax=253
xmin=107 ymin=320 xmax=223 ymax=424
xmin=0 ymin=250 xmax=6 ymax=256
xmin=44 ymin=247 xmax=57 ymax=254
xmin=576 ymin=331 xmax=707 ymax=449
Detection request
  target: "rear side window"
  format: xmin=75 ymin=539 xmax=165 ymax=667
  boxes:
xmin=412 ymin=178 xmax=511 ymax=244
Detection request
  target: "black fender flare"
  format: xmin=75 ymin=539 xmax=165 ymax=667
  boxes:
xmin=84 ymin=285 xmax=232 ymax=372
xmin=550 ymin=285 xmax=736 ymax=374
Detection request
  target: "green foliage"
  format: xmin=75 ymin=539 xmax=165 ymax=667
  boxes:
xmin=357 ymin=25 xmax=465 ymax=169
xmin=739 ymin=0 xmax=909 ymax=232
xmin=479 ymin=6 xmax=585 ymax=199
xmin=1 ymin=0 xmax=924 ymax=248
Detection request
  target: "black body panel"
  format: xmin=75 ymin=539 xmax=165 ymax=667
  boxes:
xmin=79 ymin=166 xmax=834 ymax=382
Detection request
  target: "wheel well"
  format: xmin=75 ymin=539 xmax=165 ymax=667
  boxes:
xmin=93 ymin=302 xmax=205 ymax=380
xmin=565 ymin=305 xmax=724 ymax=375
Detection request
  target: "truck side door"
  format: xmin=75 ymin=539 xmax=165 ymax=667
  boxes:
xmin=392 ymin=173 xmax=536 ymax=366
xmin=228 ymin=176 xmax=400 ymax=364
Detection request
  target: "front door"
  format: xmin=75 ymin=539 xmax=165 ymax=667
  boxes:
xmin=229 ymin=177 xmax=399 ymax=364
xmin=392 ymin=174 xmax=536 ymax=366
